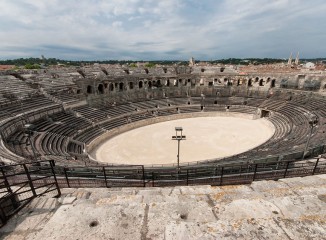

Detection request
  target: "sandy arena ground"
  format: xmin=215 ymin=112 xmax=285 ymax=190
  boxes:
xmin=94 ymin=116 xmax=275 ymax=165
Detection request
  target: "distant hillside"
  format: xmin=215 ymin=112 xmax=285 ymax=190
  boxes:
xmin=0 ymin=57 xmax=325 ymax=67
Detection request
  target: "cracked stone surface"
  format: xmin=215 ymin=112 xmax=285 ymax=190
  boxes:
xmin=1 ymin=175 xmax=325 ymax=239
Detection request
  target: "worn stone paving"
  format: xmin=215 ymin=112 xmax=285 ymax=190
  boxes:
xmin=1 ymin=175 xmax=325 ymax=239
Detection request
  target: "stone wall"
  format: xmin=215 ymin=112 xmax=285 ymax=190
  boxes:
xmin=74 ymin=65 xmax=326 ymax=97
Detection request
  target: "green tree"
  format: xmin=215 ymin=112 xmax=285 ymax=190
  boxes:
xmin=24 ymin=63 xmax=41 ymax=69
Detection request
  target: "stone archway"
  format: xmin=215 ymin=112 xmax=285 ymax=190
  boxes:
xmin=139 ymin=81 xmax=143 ymax=89
xmin=271 ymin=79 xmax=276 ymax=88
xmin=98 ymin=84 xmax=104 ymax=94
xmin=119 ymin=82 xmax=124 ymax=91
xmin=109 ymin=83 xmax=114 ymax=91
xmin=87 ymin=85 xmax=93 ymax=94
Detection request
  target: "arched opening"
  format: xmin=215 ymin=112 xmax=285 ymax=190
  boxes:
xmin=173 ymin=79 xmax=178 ymax=86
xmin=77 ymin=89 xmax=81 ymax=94
xmin=139 ymin=81 xmax=143 ymax=89
xmin=119 ymin=82 xmax=124 ymax=91
xmin=201 ymin=68 xmax=205 ymax=72
xmin=104 ymin=83 xmax=108 ymax=88
xmin=87 ymin=85 xmax=93 ymax=94
xmin=98 ymin=84 xmax=104 ymax=94
xmin=163 ymin=68 xmax=167 ymax=73
xmin=167 ymin=79 xmax=170 ymax=87
xmin=220 ymin=67 xmax=225 ymax=72
xmin=129 ymin=82 xmax=134 ymax=90
xmin=255 ymin=77 xmax=259 ymax=82
xmin=144 ymin=68 xmax=149 ymax=74
xmin=156 ymin=79 xmax=161 ymax=87
xmin=248 ymin=79 xmax=253 ymax=87
xmin=109 ymin=83 xmax=114 ymax=91
xmin=271 ymin=79 xmax=276 ymax=88
xmin=148 ymin=81 xmax=152 ymax=88
xmin=259 ymin=79 xmax=264 ymax=86
xmin=214 ymin=100 xmax=218 ymax=104
xmin=124 ymin=69 xmax=129 ymax=74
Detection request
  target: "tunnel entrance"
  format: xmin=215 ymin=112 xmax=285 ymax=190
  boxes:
xmin=98 ymin=84 xmax=104 ymax=94
xmin=87 ymin=85 xmax=93 ymax=94
xmin=119 ymin=82 xmax=124 ymax=91
xmin=261 ymin=110 xmax=270 ymax=118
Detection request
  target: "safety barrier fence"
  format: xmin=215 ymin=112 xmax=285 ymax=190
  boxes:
xmin=0 ymin=160 xmax=60 ymax=227
xmin=49 ymin=156 xmax=326 ymax=188
xmin=1 ymin=156 xmax=325 ymax=227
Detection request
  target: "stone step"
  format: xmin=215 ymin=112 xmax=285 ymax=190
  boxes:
xmin=84 ymin=185 xmax=214 ymax=199
xmin=66 ymin=189 xmax=91 ymax=200
xmin=27 ymin=197 xmax=59 ymax=211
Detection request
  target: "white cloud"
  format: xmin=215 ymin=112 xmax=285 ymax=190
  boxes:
xmin=0 ymin=0 xmax=325 ymax=60
xmin=112 ymin=21 xmax=123 ymax=28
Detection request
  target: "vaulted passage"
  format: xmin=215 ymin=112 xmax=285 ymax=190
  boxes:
xmin=98 ymin=84 xmax=104 ymax=94
xmin=109 ymin=83 xmax=114 ymax=91
xmin=119 ymin=82 xmax=124 ymax=91
xmin=87 ymin=85 xmax=93 ymax=94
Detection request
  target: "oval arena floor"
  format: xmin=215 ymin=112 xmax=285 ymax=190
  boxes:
xmin=93 ymin=116 xmax=275 ymax=165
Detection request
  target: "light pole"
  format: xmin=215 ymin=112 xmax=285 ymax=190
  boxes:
xmin=302 ymin=114 xmax=318 ymax=160
xmin=171 ymin=127 xmax=186 ymax=172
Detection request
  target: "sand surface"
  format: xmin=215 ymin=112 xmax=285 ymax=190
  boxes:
xmin=94 ymin=116 xmax=274 ymax=165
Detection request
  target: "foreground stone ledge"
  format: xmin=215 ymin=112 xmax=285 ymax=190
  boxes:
xmin=1 ymin=174 xmax=325 ymax=240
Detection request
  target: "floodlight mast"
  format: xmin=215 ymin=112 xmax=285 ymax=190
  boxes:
xmin=172 ymin=127 xmax=186 ymax=172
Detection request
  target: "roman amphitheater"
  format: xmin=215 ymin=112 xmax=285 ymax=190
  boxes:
xmin=0 ymin=63 xmax=326 ymax=239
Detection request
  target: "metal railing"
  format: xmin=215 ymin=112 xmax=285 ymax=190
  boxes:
xmin=19 ymin=155 xmax=325 ymax=189
xmin=1 ymin=156 xmax=325 ymax=227
xmin=0 ymin=160 xmax=61 ymax=227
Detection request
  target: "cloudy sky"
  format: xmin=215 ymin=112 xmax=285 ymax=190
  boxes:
xmin=0 ymin=0 xmax=326 ymax=60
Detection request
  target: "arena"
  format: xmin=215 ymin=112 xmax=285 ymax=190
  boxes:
xmin=1 ymin=64 xmax=325 ymax=168
xmin=1 ymin=63 xmax=326 ymax=238
xmin=93 ymin=116 xmax=275 ymax=165
xmin=0 ymin=63 xmax=326 ymax=169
